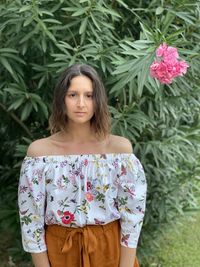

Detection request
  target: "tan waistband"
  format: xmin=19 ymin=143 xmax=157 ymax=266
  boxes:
xmin=46 ymin=219 xmax=119 ymax=237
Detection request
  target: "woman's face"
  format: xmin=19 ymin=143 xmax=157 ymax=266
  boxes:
xmin=64 ymin=75 xmax=95 ymax=125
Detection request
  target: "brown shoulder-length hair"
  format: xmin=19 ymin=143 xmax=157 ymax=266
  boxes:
xmin=49 ymin=64 xmax=111 ymax=140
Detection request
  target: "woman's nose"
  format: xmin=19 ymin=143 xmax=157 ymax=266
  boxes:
xmin=77 ymin=96 xmax=85 ymax=107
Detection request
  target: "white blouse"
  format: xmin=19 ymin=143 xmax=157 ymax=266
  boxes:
xmin=18 ymin=153 xmax=147 ymax=253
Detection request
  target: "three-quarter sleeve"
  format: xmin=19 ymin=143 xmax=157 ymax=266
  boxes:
xmin=18 ymin=157 xmax=47 ymax=253
xmin=117 ymin=155 xmax=147 ymax=248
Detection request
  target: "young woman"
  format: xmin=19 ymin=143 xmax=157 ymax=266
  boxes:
xmin=18 ymin=64 xmax=147 ymax=267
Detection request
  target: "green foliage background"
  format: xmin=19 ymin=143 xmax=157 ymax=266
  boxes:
xmin=0 ymin=0 xmax=200 ymax=266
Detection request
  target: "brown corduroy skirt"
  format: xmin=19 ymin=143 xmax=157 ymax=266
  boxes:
xmin=45 ymin=220 xmax=140 ymax=267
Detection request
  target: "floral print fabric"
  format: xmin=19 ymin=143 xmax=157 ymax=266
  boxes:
xmin=18 ymin=153 xmax=147 ymax=253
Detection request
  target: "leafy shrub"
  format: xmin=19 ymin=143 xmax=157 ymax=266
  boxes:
xmin=0 ymin=0 xmax=200 ymax=265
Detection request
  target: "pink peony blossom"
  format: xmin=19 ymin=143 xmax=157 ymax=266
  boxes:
xmin=150 ymin=43 xmax=189 ymax=84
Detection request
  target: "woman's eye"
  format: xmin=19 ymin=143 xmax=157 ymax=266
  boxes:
xmin=87 ymin=95 xmax=93 ymax=98
xmin=68 ymin=93 xmax=76 ymax=97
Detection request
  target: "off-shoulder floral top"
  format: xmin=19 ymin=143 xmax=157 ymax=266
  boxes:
xmin=18 ymin=153 xmax=147 ymax=253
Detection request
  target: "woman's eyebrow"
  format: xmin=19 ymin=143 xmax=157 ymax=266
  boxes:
xmin=67 ymin=90 xmax=93 ymax=93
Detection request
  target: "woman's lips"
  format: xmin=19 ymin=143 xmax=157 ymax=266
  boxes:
xmin=75 ymin=112 xmax=86 ymax=116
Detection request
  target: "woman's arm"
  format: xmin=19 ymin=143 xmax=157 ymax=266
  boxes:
xmin=18 ymin=143 xmax=48 ymax=256
xmin=31 ymin=252 xmax=50 ymax=267
xmin=115 ymin=137 xmax=146 ymax=266
xmin=119 ymin=246 xmax=136 ymax=267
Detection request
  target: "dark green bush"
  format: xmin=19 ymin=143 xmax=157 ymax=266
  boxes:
xmin=0 ymin=0 xmax=200 ymax=265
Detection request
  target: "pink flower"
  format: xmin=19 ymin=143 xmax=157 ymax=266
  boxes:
xmin=156 ymin=42 xmax=168 ymax=57
xmin=156 ymin=42 xmax=179 ymax=62
xmin=150 ymin=43 xmax=189 ymax=84
xmin=178 ymin=60 xmax=189 ymax=75
xmin=61 ymin=211 xmax=75 ymax=224
xmin=85 ymin=192 xmax=94 ymax=202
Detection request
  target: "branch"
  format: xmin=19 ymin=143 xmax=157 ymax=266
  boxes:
xmin=0 ymin=102 xmax=33 ymax=138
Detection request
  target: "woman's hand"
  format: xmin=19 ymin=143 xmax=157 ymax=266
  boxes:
xmin=31 ymin=251 xmax=50 ymax=267
xmin=119 ymin=246 xmax=136 ymax=267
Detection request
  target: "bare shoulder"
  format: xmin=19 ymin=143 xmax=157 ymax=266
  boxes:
xmin=109 ymin=134 xmax=133 ymax=153
xmin=26 ymin=136 xmax=52 ymax=157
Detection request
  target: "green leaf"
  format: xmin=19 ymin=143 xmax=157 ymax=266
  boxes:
xmin=41 ymin=38 xmax=47 ymax=52
xmin=57 ymin=41 xmax=73 ymax=50
xmin=38 ymin=75 xmax=46 ymax=89
xmin=112 ymin=59 xmax=138 ymax=75
xmin=95 ymin=6 xmax=121 ymax=18
xmin=115 ymin=0 xmax=128 ymax=8
xmin=71 ymin=7 xmax=89 ymax=17
xmin=23 ymin=16 xmax=34 ymax=27
xmin=137 ymin=53 xmax=155 ymax=97
xmin=43 ymin=19 xmax=62 ymax=24
xmin=139 ymin=22 xmax=153 ymax=41
xmin=79 ymin=17 xmax=88 ymax=34
xmin=0 ymin=57 xmax=14 ymax=74
xmin=156 ymin=7 xmax=164 ymax=15
xmin=30 ymin=94 xmax=42 ymax=102
xmin=175 ymin=11 xmax=195 ymax=25
xmin=31 ymin=100 xmax=38 ymax=112
xmin=90 ymin=13 xmax=101 ymax=31
xmin=21 ymin=102 xmax=32 ymax=121
xmin=162 ymin=11 xmax=175 ymax=34
xmin=19 ymin=5 xmax=31 ymax=12
xmin=38 ymin=101 xmax=48 ymax=119
xmin=19 ymin=30 xmax=35 ymax=43
xmin=40 ymin=10 xmax=54 ymax=17
xmin=0 ymin=53 xmax=26 ymax=64
xmin=0 ymin=48 xmax=18 ymax=53
xmin=62 ymin=7 xmax=80 ymax=12
xmin=45 ymin=30 xmax=57 ymax=42
xmin=8 ymin=97 xmax=25 ymax=111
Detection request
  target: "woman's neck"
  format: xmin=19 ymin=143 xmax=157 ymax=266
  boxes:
xmin=59 ymin=124 xmax=98 ymax=144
